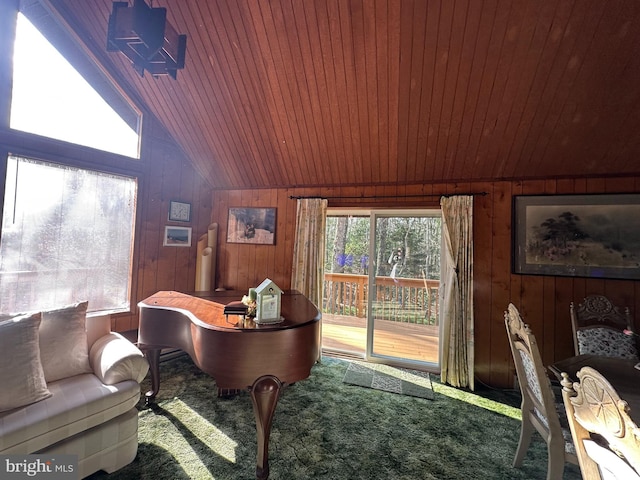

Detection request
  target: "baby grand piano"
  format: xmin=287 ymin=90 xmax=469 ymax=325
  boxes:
xmin=137 ymin=290 xmax=321 ymax=480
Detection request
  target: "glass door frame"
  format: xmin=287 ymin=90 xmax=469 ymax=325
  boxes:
xmin=365 ymin=209 xmax=442 ymax=372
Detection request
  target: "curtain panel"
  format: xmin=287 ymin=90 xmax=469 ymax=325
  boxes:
xmin=290 ymin=198 xmax=328 ymax=310
xmin=440 ymin=195 xmax=474 ymax=389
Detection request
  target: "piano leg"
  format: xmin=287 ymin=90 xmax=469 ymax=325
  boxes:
xmin=250 ymin=375 xmax=283 ymax=480
xmin=141 ymin=347 xmax=161 ymax=405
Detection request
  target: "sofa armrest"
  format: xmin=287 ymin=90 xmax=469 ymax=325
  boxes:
xmin=89 ymin=332 xmax=149 ymax=385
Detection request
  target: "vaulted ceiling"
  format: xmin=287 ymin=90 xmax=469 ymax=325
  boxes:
xmin=42 ymin=0 xmax=640 ymax=190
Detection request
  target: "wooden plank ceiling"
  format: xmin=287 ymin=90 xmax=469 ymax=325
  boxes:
xmin=47 ymin=0 xmax=640 ymax=190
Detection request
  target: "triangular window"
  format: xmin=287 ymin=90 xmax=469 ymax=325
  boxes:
xmin=10 ymin=12 xmax=140 ymax=159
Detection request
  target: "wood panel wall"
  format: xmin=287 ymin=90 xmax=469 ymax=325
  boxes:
xmin=110 ymin=122 xmax=213 ymax=333
xmin=210 ymin=178 xmax=640 ymax=389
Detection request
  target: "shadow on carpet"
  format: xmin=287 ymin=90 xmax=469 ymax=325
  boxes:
xmin=342 ymin=361 xmax=434 ymax=400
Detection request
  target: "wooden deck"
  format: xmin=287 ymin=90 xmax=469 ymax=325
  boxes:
xmin=321 ymin=313 xmax=440 ymax=364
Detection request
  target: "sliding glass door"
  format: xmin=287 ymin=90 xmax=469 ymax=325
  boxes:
xmin=322 ymin=209 xmax=441 ymax=369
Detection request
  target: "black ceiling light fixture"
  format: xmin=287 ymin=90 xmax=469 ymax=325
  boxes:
xmin=106 ymin=0 xmax=187 ymax=80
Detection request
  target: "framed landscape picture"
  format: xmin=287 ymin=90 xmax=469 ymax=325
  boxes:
xmin=513 ymin=194 xmax=640 ymax=280
xmin=227 ymin=207 xmax=276 ymax=245
xmin=163 ymin=226 xmax=192 ymax=247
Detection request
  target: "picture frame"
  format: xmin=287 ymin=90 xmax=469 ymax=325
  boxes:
xmin=168 ymin=200 xmax=191 ymax=222
xmin=163 ymin=226 xmax=192 ymax=247
xmin=513 ymin=194 xmax=640 ymax=280
xmin=227 ymin=207 xmax=276 ymax=245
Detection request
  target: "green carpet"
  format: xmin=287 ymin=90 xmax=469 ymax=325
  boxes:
xmin=88 ymin=354 xmax=582 ymax=480
xmin=342 ymin=361 xmax=435 ymax=400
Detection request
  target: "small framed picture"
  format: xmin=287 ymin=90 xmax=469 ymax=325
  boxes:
xmin=163 ymin=226 xmax=192 ymax=247
xmin=168 ymin=200 xmax=191 ymax=222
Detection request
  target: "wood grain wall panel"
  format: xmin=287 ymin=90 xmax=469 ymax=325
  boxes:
xmin=574 ymin=5 xmax=628 ymax=166
xmin=552 ymin=276 xmax=574 ymax=360
xmin=471 ymin=2 xmax=521 ymax=181
xmin=431 ymin=0 xmax=461 ymax=182
xmin=376 ymin=0 xmax=392 ymax=184
xmin=241 ymin=1 xmax=291 ymax=185
xmin=109 ymin=132 xmax=212 ymax=332
xmin=306 ymin=2 xmax=346 ymax=182
xmin=210 ymin=175 xmax=640 ymax=388
xmin=605 ymin=176 xmax=636 ymax=193
xmin=443 ymin=0 xmax=480 ymax=180
xmin=451 ymin=0 xmax=497 ymax=180
xmin=417 ymin=0 xmax=441 ymax=182
xmin=521 ymin=5 xmax=588 ymax=175
xmin=223 ymin=1 xmax=279 ymax=185
xmin=327 ymin=1 xmax=357 ymax=184
xmin=297 ymin=2 xmax=336 ymax=185
xmin=563 ymin=5 xmax=635 ymax=166
xmin=277 ymin=3 xmax=321 ymax=182
xmin=260 ymin=2 xmax=314 ymax=184
xmin=508 ymin=181 xmax=523 ymax=320
xmin=135 ymin=150 xmax=163 ymax=305
xmin=463 ymin=2 xmax=509 ymax=182
xmin=170 ymin=3 xmax=241 ymax=185
xmin=470 ymin=182 xmax=494 ymax=382
xmin=349 ymin=0 xmax=371 ymax=185
xmin=212 ymin=190 xmax=230 ymax=289
xmin=508 ymin=4 xmax=582 ymax=178
xmin=360 ymin=0 xmax=377 ymax=185
xmin=494 ymin=1 xmax=565 ymax=178
xmin=253 ymin=3 xmax=304 ymax=184
xmin=488 ymin=181 xmax=513 ymax=387
xmin=397 ymin=0 xmax=420 ymax=183
xmin=154 ymin=151 xmax=183 ymax=292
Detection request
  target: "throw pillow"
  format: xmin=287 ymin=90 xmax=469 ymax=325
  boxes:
xmin=0 ymin=312 xmax=52 ymax=412
xmin=39 ymin=301 xmax=93 ymax=383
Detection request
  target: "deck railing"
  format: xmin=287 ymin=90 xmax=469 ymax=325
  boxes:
xmin=323 ymin=273 xmax=440 ymax=325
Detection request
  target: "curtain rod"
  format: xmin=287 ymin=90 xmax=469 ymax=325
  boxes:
xmin=289 ymin=192 xmax=488 ymax=200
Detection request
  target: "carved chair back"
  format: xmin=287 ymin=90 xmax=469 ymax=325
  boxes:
xmin=561 ymin=366 xmax=640 ymax=479
xmin=570 ymin=295 xmax=638 ymax=360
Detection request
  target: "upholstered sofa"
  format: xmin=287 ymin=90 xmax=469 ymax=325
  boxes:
xmin=0 ymin=302 xmax=149 ymax=478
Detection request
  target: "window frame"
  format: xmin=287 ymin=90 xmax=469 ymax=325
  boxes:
xmin=0 ymin=153 xmax=139 ymax=315
xmin=14 ymin=4 xmax=143 ymax=157
xmin=0 ymin=1 xmax=148 ymax=315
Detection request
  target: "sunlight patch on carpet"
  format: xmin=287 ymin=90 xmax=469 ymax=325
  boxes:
xmin=431 ymin=381 xmax=521 ymax=419
xmin=163 ymin=398 xmax=238 ymax=462
xmin=342 ymin=361 xmax=434 ymax=399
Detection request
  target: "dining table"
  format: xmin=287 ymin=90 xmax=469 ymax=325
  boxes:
xmin=549 ymin=354 xmax=640 ymax=424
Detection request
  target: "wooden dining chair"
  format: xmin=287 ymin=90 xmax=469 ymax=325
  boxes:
xmin=570 ymin=295 xmax=638 ymax=360
xmin=504 ymin=304 xmax=578 ymax=480
xmin=560 ymin=366 xmax=640 ymax=479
